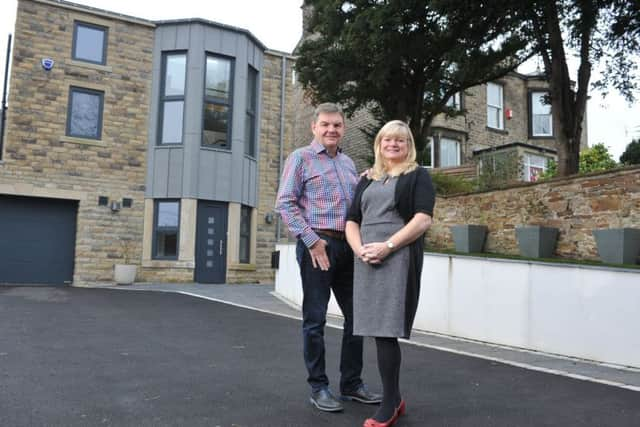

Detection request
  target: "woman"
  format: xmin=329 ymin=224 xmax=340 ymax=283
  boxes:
xmin=346 ymin=120 xmax=435 ymax=427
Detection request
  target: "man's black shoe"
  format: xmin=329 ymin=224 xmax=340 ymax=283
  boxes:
xmin=340 ymin=384 xmax=383 ymax=404
xmin=310 ymin=388 xmax=344 ymax=412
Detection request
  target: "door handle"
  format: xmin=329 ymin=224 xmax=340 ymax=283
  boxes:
xmin=219 ymin=240 xmax=223 ymax=256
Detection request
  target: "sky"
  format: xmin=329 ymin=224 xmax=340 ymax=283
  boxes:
xmin=1 ymin=0 xmax=638 ymax=159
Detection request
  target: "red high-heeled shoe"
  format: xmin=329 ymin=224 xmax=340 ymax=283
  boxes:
xmin=362 ymin=400 xmax=406 ymax=427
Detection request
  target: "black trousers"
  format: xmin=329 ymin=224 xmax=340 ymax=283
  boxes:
xmin=296 ymin=237 xmax=363 ymax=393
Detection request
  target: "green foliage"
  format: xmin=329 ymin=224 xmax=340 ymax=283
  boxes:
xmin=540 ymin=143 xmax=617 ymax=180
xmin=620 ymin=139 xmax=640 ymax=165
xmin=578 ymin=143 xmax=618 ymax=173
xmin=430 ymin=172 xmax=476 ymax=196
xmin=475 ymin=151 xmax=522 ymax=190
xmin=296 ymin=0 xmax=531 ymax=161
xmin=539 ymin=159 xmax=557 ymax=180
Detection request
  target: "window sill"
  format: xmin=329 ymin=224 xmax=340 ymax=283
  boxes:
xmin=228 ymin=263 xmax=257 ymax=271
xmin=530 ymin=135 xmax=554 ymax=139
xmin=60 ymin=135 xmax=104 ymax=146
xmin=68 ymin=59 xmax=112 ymax=73
xmin=142 ymin=259 xmax=195 ymax=269
xmin=486 ymin=126 xmax=508 ymax=135
xmin=201 ymin=145 xmax=232 ymax=153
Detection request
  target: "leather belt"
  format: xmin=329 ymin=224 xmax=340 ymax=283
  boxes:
xmin=313 ymin=229 xmax=345 ymax=240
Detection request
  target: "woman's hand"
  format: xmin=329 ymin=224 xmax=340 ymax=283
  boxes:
xmin=360 ymin=241 xmax=391 ymax=264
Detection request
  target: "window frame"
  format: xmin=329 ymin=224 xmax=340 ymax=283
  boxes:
xmin=445 ymin=92 xmax=462 ymax=111
xmin=66 ymin=86 xmax=104 ymax=140
xmin=239 ymin=205 xmax=252 ymax=264
xmin=439 ymin=137 xmax=461 ymax=167
xmin=421 ymin=136 xmax=435 ymax=168
xmin=486 ymin=82 xmax=504 ymax=130
xmin=522 ymin=152 xmax=549 ymax=182
xmin=72 ymin=21 xmax=108 ymax=65
xmin=158 ymin=51 xmax=187 ymax=145
xmin=245 ymin=65 xmax=259 ymax=157
xmin=152 ymin=199 xmax=181 ymax=260
xmin=202 ymin=53 xmax=234 ymax=150
xmin=529 ymin=90 xmax=553 ymax=138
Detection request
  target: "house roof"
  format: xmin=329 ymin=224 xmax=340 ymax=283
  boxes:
xmin=154 ymin=18 xmax=267 ymax=51
xmin=33 ymin=0 xmax=269 ymax=50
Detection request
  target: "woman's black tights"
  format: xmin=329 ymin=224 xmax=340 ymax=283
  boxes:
xmin=373 ymin=337 xmax=402 ymax=422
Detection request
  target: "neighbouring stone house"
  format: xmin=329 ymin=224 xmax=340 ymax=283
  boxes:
xmin=297 ymin=72 xmax=589 ymax=183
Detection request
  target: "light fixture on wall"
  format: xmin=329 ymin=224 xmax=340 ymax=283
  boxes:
xmin=265 ymin=211 xmax=274 ymax=224
xmin=110 ymin=200 xmax=121 ymax=213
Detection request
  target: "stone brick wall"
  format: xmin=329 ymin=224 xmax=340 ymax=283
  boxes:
xmin=0 ymin=0 xmax=154 ymax=285
xmin=427 ymin=166 xmax=640 ymax=260
xmin=246 ymin=50 xmax=298 ymax=283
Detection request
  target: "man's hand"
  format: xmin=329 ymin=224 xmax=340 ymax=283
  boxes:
xmin=309 ymin=239 xmax=330 ymax=271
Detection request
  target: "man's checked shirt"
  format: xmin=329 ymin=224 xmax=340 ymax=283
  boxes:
xmin=276 ymin=140 xmax=359 ymax=248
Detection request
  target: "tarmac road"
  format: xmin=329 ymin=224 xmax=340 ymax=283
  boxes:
xmin=1 ymin=286 xmax=639 ymax=427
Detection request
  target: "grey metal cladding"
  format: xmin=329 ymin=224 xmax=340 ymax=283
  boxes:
xmin=148 ymin=21 xmax=264 ymax=207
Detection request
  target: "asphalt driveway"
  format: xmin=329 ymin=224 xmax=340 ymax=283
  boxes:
xmin=1 ymin=287 xmax=639 ymax=426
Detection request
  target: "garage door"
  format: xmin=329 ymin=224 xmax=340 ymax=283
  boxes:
xmin=0 ymin=195 xmax=78 ymax=285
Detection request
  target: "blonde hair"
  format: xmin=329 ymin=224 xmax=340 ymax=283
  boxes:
xmin=370 ymin=120 xmax=418 ymax=180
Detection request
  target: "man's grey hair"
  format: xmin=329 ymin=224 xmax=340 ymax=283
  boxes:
xmin=312 ymin=102 xmax=345 ymax=123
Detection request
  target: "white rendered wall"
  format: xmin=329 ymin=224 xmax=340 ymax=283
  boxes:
xmin=275 ymin=243 xmax=640 ymax=368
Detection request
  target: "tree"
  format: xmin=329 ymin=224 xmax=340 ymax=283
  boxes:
xmin=518 ymin=0 xmax=639 ymax=176
xmin=620 ymin=139 xmax=640 ymax=165
xmin=296 ymin=0 xmax=532 ymax=160
xmin=541 ymin=142 xmax=617 ymax=178
xmin=579 ymin=142 xmax=617 ymax=172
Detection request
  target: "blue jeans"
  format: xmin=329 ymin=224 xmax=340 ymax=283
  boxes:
xmin=296 ymin=237 xmax=363 ymax=393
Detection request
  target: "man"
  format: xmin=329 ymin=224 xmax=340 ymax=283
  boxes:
xmin=276 ymin=103 xmax=382 ymax=412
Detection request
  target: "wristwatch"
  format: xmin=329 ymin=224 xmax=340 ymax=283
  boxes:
xmin=386 ymin=240 xmax=395 ymax=251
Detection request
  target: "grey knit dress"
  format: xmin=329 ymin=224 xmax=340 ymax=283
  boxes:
xmin=353 ymin=176 xmax=410 ymax=338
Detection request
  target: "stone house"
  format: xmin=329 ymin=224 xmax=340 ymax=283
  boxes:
xmin=0 ymin=0 xmax=589 ymax=287
xmin=0 ymin=0 xmax=297 ymax=285
xmin=306 ymin=72 xmax=588 ymax=183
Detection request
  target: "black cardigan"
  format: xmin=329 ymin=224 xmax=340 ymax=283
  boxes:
xmin=346 ymin=166 xmax=435 ymax=338
xmin=347 ymin=166 xmax=435 ymax=225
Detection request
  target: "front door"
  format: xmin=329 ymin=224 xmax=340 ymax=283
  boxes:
xmin=195 ymin=201 xmax=228 ymax=284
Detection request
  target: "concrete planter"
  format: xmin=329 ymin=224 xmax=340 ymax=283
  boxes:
xmin=515 ymin=226 xmax=558 ymax=258
xmin=450 ymin=224 xmax=488 ymax=253
xmin=114 ymin=264 xmax=137 ymax=285
xmin=593 ymin=228 xmax=640 ymax=265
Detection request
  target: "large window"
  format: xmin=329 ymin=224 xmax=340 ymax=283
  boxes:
xmin=153 ymin=200 xmax=180 ymax=259
xmin=159 ymin=53 xmax=186 ymax=145
xmin=523 ymin=153 xmax=549 ymax=182
xmin=66 ymin=86 xmax=104 ymax=140
xmin=245 ymin=66 xmax=258 ymax=157
xmin=239 ymin=205 xmax=252 ymax=264
xmin=421 ymin=137 xmax=434 ymax=167
xmin=530 ymin=91 xmax=553 ymax=137
xmin=445 ymin=92 xmax=461 ymax=111
xmin=487 ymin=82 xmax=504 ymax=130
xmin=72 ymin=21 xmax=107 ymax=65
xmin=203 ymin=55 xmax=233 ymax=149
xmin=439 ymin=138 xmax=460 ymax=167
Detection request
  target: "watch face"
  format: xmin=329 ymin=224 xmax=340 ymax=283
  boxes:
xmin=387 ymin=241 xmax=394 ymax=249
